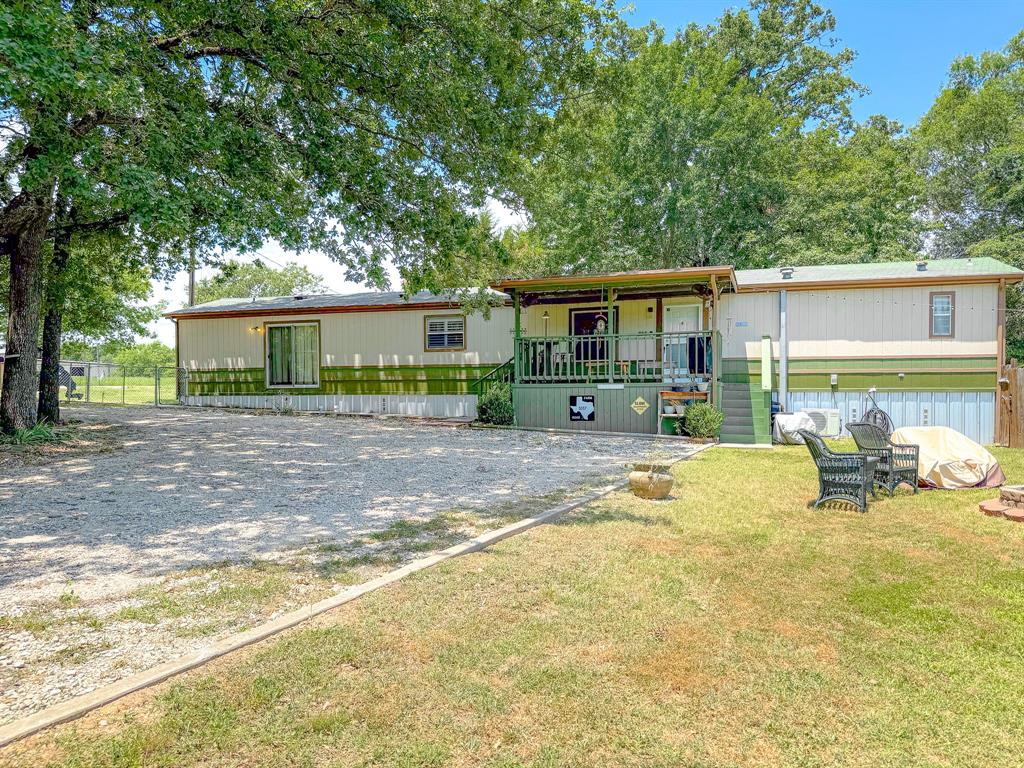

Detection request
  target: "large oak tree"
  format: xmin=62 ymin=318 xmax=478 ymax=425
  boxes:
xmin=0 ymin=0 xmax=622 ymax=431
xmin=518 ymin=0 xmax=862 ymax=274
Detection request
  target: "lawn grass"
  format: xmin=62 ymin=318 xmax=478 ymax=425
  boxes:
xmin=8 ymin=445 xmax=1024 ymax=767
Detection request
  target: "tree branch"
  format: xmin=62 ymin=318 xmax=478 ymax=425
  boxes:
xmin=47 ymin=212 xmax=130 ymax=239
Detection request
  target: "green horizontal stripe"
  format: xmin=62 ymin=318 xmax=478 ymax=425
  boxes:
xmin=187 ymin=365 xmax=494 ymax=396
xmin=721 ymin=356 xmax=997 ymax=391
xmin=722 ymin=356 xmax=997 ymax=373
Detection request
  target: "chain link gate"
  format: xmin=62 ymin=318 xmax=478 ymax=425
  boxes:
xmin=59 ymin=361 xmax=189 ymax=406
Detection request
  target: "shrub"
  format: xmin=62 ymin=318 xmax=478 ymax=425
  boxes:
xmin=0 ymin=423 xmax=63 ymax=446
xmin=677 ymin=402 xmax=724 ymax=439
xmin=477 ymin=383 xmax=514 ymax=425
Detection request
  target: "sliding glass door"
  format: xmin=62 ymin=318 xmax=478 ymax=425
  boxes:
xmin=267 ymin=323 xmax=319 ymax=387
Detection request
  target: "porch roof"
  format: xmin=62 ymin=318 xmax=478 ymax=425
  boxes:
xmin=491 ymin=266 xmax=737 ymax=295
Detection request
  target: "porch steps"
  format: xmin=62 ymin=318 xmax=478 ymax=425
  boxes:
xmin=719 ymin=383 xmax=771 ymax=445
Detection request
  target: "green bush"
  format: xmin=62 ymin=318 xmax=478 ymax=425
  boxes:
xmin=477 ymin=383 xmax=514 ymax=425
xmin=0 ymin=423 xmax=63 ymax=446
xmin=677 ymin=402 xmax=724 ymax=439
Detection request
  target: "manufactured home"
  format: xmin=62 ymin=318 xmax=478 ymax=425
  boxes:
xmin=168 ymin=257 xmax=1023 ymax=444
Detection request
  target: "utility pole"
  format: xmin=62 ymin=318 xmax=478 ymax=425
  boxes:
xmin=187 ymin=243 xmax=196 ymax=307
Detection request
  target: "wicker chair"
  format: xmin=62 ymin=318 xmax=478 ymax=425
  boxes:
xmin=846 ymin=421 xmax=919 ymax=496
xmin=798 ymin=430 xmax=878 ymax=512
xmin=862 ymin=406 xmax=894 ymax=436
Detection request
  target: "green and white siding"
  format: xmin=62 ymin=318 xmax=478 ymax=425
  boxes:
xmin=177 ymin=308 xmax=513 ymax=418
xmin=719 ymin=283 xmax=1000 ymax=444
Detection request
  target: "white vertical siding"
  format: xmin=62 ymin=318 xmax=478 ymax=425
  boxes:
xmin=720 ymin=292 xmax=780 ymax=359
xmin=721 ymin=283 xmax=998 ymax=360
xmin=184 ymin=393 xmax=479 ymax=419
xmin=178 ymin=307 xmax=514 ymax=371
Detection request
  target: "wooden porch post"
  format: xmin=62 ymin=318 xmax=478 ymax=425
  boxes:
xmin=513 ymin=290 xmax=521 ymax=381
xmin=606 ymin=285 xmax=615 ymax=383
xmin=710 ymin=277 xmax=720 ymax=407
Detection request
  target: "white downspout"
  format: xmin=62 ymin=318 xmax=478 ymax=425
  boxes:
xmin=779 ymin=289 xmax=789 ymax=412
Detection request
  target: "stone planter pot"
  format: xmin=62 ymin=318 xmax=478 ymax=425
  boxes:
xmin=627 ymin=463 xmax=674 ymax=499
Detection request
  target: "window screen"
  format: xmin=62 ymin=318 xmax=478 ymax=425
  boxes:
xmin=267 ymin=323 xmax=319 ymax=386
xmin=425 ymin=316 xmax=465 ymax=350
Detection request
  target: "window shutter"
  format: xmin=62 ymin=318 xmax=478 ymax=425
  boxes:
xmin=425 ymin=316 xmax=465 ymax=350
xmin=445 ymin=317 xmax=465 ymax=348
xmin=426 ymin=318 xmax=449 ymax=350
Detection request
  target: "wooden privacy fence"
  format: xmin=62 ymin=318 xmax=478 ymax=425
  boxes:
xmin=997 ymin=361 xmax=1024 ymax=447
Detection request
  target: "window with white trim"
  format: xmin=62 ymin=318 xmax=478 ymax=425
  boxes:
xmin=266 ymin=323 xmax=320 ymax=387
xmin=424 ymin=315 xmax=465 ymax=351
xmin=930 ymin=292 xmax=954 ymax=338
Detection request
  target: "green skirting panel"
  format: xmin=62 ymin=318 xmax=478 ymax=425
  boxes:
xmin=188 ymin=365 xmax=494 ymax=396
xmin=513 ymin=384 xmax=666 ymax=434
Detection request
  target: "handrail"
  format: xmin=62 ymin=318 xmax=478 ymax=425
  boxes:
xmin=470 ymin=357 xmax=514 ymax=395
xmin=515 ymin=330 xmax=713 ymax=385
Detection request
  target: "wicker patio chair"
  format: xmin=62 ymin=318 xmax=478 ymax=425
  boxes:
xmin=846 ymin=421 xmax=919 ymax=496
xmin=798 ymin=430 xmax=878 ymax=513
xmin=862 ymin=406 xmax=894 ymax=436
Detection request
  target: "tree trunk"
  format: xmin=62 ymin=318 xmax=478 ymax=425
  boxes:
xmin=1 ymin=192 xmax=53 ymax=434
xmin=36 ymin=210 xmax=72 ymax=424
xmin=36 ymin=201 xmax=72 ymax=423
xmin=36 ymin=307 xmax=64 ymax=423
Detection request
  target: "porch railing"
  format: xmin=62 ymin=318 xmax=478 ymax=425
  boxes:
xmin=470 ymin=358 xmax=514 ymax=396
xmin=515 ymin=331 xmax=713 ymax=385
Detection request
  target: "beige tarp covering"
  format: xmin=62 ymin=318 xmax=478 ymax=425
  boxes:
xmin=891 ymin=426 xmax=1005 ymax=489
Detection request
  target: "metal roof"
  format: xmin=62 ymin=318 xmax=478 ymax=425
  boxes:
xmin=736 ymin=257 xmax=1023 ymax=289
xmin=166 ymin=289 xmax=508 ymax=318
xmin=491 ymin=265 xmax=737 ymax=292
xmin=167 ymin=258 xmax=1022 ymax=319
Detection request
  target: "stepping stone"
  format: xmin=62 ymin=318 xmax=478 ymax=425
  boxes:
xmin=1003 ymin=508 xmax=1024 ymax=523
xmin=979 ymin=499 xmax=1009 ymax=517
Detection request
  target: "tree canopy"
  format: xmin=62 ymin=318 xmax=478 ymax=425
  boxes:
xmin=0 ymin=0 xmax=626 ymax=430
xmin=518 ymin=0 xmax=867 ymax=273
xmin=917 ymin=31 xmax=1024 ymax=266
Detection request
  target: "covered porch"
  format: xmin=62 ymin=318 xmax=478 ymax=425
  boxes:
xmin=495 ymin=267 xmax=733 ymax=390
xmin=491 ymin=267 xmax=736 ymax=434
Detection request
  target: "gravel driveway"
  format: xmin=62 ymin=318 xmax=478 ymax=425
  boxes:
xmin=0 ymin=406 xmax=698 ymax=725
xmin=1 ymin=405 xmax=686 ymax=609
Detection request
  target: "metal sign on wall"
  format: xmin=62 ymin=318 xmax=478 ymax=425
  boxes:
xmin=631 ymin=397 xmax=649 ymax=415
xmin=569 ymin=395 xmax=596 ymax=421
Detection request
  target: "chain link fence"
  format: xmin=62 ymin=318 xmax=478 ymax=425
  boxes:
xmin=59 ymin=361 xmax=189 ymax=406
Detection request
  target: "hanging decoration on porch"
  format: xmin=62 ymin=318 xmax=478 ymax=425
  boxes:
xmin=631 ymin=396 xmax=650 ymax=415
xmin=569 ymin=395 xmax=595 ymax=421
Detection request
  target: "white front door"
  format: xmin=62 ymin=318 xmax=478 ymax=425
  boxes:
xmin=662 ymin=303 xmax=702 ymax=383
xmin=663 ymin=302 xmax=701 ymax=334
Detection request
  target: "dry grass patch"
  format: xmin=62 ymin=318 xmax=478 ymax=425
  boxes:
xmin=6 ymin=445 xmax=1024 ymax=767
xmin=0 ymin=420 xmax=124 ymax=469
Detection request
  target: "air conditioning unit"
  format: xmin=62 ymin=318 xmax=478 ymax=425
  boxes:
xmin=799 ymin=408 xmax=842 ymax=437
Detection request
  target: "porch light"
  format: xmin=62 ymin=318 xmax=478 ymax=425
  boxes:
xmin=541 ymin=310 xmax=550 ymax=336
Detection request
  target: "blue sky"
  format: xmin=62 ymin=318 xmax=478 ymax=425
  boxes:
xmin=622 ymin=0 xmax=1024 ymax=127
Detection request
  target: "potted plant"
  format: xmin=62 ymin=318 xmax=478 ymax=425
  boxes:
xmin=626 ymin=455 xmax=675 ymax=499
